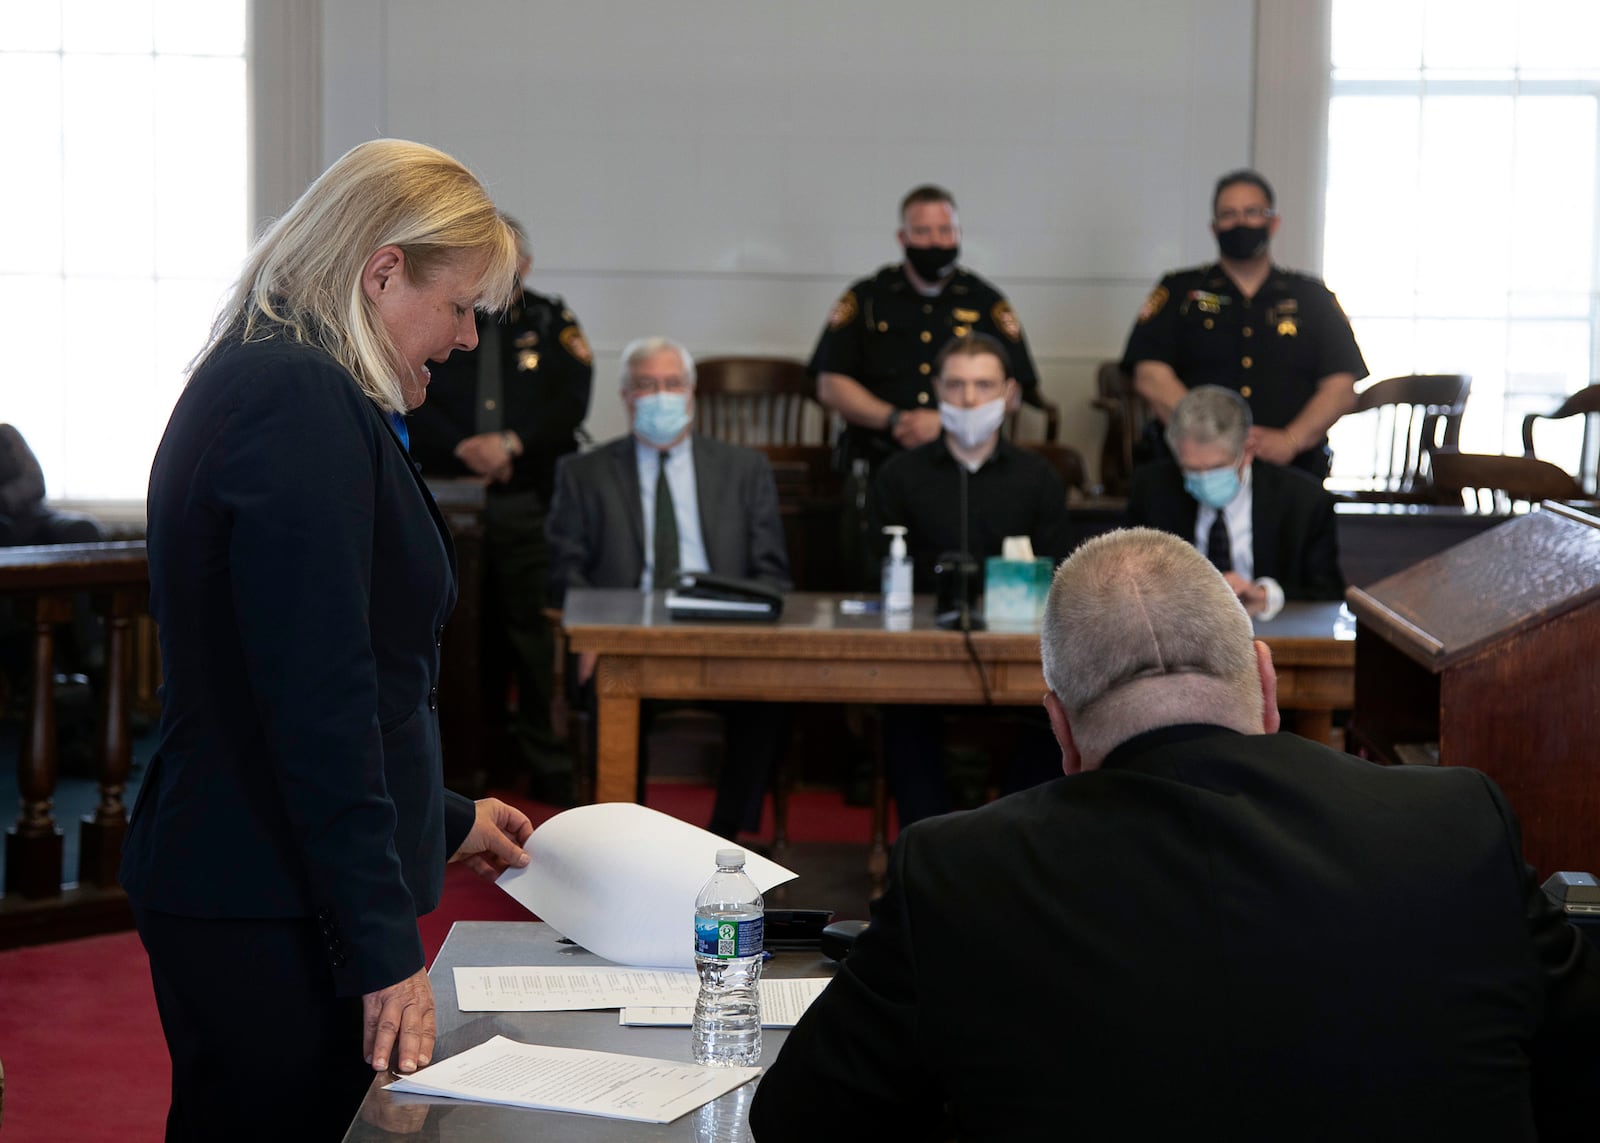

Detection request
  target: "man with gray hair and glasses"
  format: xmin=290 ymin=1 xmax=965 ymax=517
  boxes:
xmin=753 ymin=527 xmax=1600 ymax=1141
xmin=1128 ymin=384 xmax=1342 ymax=618
xmin=546 ymin=336 xmax=791 ymax=838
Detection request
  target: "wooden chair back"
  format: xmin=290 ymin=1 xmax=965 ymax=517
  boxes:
xmin=1521 ymin=383 xmax=1600 ymax=495
xmin=1090 ymin=360 xmax=1147 ymax=497
xmin=693 ymin=356 xmax=834 ymax=446
xmin=1429 ymin=448 xmax=1583 ymax=513
xmin=1004 ymin=395 xmax=1062 ymax=445
xmin=1340 ymin=374 xmax=1471 ymax=501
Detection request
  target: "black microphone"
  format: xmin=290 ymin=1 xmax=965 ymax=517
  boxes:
xmin=936 ymin=462 xmax=986 ymax=632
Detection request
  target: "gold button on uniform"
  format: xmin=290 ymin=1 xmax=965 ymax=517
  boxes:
xmin=484 ymin=399 xmax=497 ymax=410
xmin=1203 ymin=319 xmax=1214 ymax=330
xmin=923 ymin=304 xmax=933 ymax=314
xmin=1241 ymin=356 xmax=1253 ymax=369
xmin=877 ymin=321 xmax=888 ymax=332
xmin=1242 ymin=326 xmax=1253 ymax=337
xmin=1240 ymin=385 xmax=1253 ymax=398
xmin=919 ymin=330 xmax=932 ymax=343
xmin=919 ymin=363 xmax=931 ymax=375
xmin=917 ymin=392 xmax=930 ymax=404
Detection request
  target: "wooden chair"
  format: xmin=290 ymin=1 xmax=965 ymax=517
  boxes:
xmin=693 ymin=356 xmax=834 ymax=446
xmin=1429 ymin=448 xmax=1582 ymax=513
xmin=1522 ymin=383 xmax=1600 ymax=495
xmin=1004 ymin=393 xmax=1062 ymax=444
xmin=1090 ymin=360 xmax=1147 ymax=497
xmin=1336 ymin=374 xmax=1471 ymax=502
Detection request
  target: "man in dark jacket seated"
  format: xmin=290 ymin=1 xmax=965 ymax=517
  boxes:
xmin=751 ymin=527 xmax=1600 ymax=1142
xmin=1128 ymin=384 xmax=1342 ymax=616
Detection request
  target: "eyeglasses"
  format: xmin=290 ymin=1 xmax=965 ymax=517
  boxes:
xmin=627 ymin=375 xmax=691 ymax=395
xmin=1214 ymin=206 xmax=1276 ymax=226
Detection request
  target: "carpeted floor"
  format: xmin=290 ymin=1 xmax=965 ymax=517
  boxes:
xmin=0 ymin=779 xmax=881 ymax=1141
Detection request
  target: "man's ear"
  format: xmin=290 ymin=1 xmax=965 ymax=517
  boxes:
xmin=361 ymin=245 xmax=405 ymax=304
xmin=1254 ymin=640 xmax=1281 ymax=734
xmin=1043 ymin=691 xmax=1085 ymax=775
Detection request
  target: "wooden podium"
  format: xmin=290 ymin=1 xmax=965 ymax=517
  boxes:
xmin=1346 ymin=502 xmax=1600 ymax=878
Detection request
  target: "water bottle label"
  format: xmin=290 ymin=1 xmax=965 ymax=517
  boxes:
xmin=694 ymin=913 xmax=763 ymax=959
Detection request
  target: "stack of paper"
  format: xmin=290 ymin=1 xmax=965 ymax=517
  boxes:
xmin=386 ymin=1036 xmax=758 ymax=1124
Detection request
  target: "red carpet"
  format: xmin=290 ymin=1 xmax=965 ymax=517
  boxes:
xmin=0 ymin=781 xmax=874 ymax=1140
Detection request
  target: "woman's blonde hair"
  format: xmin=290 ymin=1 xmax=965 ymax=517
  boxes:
xmin=199 ymin=138 xmax=518 ymax=413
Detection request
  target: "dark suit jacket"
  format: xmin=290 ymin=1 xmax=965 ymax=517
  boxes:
xmin=124 ymin=336 xmax=476 ymax=997
xmin=751 ymin=726 xmax=1600 ymax=1142
xmin=545 ymin=433 xmax=791 ymax=600
xmin=1127 ymin=458 xmax=1344 ymax=599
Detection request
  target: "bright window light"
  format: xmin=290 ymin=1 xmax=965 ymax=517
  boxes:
xmin=1325 ymin=0 xmax=1600 ymax=485
xmin=0 ymin=1 xmax=245 ymax=501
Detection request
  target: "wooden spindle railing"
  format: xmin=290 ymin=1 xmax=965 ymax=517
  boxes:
xmin=0 ymin=543 xmax=148 ymax=906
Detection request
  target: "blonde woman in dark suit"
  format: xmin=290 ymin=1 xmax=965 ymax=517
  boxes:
xmin=125 ymin=139 xmax=535 ymax=1141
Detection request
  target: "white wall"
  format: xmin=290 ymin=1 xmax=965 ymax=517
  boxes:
xmin=320 ymin=0 xmax=1257 ymax=471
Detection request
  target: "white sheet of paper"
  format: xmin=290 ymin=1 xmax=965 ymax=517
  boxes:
xmin=494 ymin=802 xmax=797 ymax=968
xmin=384 ymin=1034 xmax=758 ymax=1124
xmin=454 ymin=965 xmax=700 ymax=1012
xmin=618 ymin=977 xmax=831 ymax=1028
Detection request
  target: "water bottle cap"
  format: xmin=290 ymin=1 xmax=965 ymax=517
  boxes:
xmin=715 ymin=847 xmax=745 ymax=868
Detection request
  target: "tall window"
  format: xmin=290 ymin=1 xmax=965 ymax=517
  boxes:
xmin=0 ymin=1 xmax=246 ymax=501
xmin=1324 ymin=0 xmax=1600 ymax=479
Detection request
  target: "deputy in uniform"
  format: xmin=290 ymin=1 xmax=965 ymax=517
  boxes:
xmin=409 ymin=216 xmax=594 ymax=804
xmin=810 ymin=184 xmax=1041 ymax=476
xmin=1122 ymin=169 xmax=1367 ymax=479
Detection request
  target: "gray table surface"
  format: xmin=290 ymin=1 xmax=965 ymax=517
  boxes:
xmin=342 ymin=921 xmax=836 ymax=1141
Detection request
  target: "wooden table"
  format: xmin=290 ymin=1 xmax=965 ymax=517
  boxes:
xmin=563 ymin=592 xmax=1355 ymax=880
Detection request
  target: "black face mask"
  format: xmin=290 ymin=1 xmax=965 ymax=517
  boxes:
xmin=905 ymin=244 xmax=959 ymax=282
xmin=1216 ymin=224 xmax=1269 ymax=261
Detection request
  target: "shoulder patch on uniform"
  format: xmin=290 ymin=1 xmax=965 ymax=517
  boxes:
xmin=559 ymin=324 xmax=593 ymax=365
xmin=1137 ymin=285 xmax=1169 ymax=324
xmin=828 ymin=290 xmax=859 ymax=330
xmin=992 ymin=300 xmax=1022 ymax=342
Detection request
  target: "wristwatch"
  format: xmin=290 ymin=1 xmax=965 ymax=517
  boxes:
xmin=884 ymin=409 xmax=902 ymax=433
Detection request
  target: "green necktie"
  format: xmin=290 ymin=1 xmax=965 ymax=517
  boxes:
xmin=653 ymin=456 xmax=680 ymax=589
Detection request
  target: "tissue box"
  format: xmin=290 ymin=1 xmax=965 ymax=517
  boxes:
xmin=983 ymin=557 xmax=1053 ymax=624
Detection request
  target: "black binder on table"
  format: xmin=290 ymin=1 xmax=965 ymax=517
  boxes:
xmin=663 ymin=571 xmax=784 ymax=621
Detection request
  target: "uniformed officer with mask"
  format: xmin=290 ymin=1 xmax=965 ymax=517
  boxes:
xmin=810 ymin=184 xmax=1041 ymax=477
xmin=1121 ymin=169 xmax=1368 ymax=479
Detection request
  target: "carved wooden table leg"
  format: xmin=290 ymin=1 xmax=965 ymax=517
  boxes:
xmin=6 ymin=593 xmax=71 ymax=898
xmin=593 ymin=656 xmax=642 ymax=804
xmin=80 ymin=586 xmax=139 ymax=888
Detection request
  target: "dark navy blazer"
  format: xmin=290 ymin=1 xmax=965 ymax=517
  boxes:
xmin=124 ymin=334 xmax=475 ymax=997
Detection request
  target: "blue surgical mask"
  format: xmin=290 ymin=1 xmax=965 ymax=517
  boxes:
xmin=1183 ymin=463 xmax=1241 ymax=509
xmin=633 ymin=391 xmax=691 ymax=447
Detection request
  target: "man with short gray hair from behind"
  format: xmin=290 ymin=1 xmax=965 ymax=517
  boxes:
xmin=752 ymin=527 xmax=1600 ymax=1142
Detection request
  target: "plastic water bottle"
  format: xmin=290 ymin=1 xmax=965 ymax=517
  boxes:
xmin=692 ymin=847 xmax=764 ymax=1066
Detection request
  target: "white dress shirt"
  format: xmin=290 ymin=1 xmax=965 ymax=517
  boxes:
xmin=1191 ymin=465 xmax=1286 ymax=620
xmin=635 ymin=436 xmax=710 ymax=591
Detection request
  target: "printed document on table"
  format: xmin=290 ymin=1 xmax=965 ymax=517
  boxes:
xmin=454 ymin=965 xmax=699 ymax=1012
xmin=619 ymin=977 xmax=831 ymax=1027
xmin=385 ymin=1035 xmax=758 ymax=1124
xmin=495 ymin=802 xmax=796 ymax=969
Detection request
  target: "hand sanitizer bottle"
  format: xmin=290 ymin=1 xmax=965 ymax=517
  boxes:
xmin=881 ymin=526 xmax=913 ymax=615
